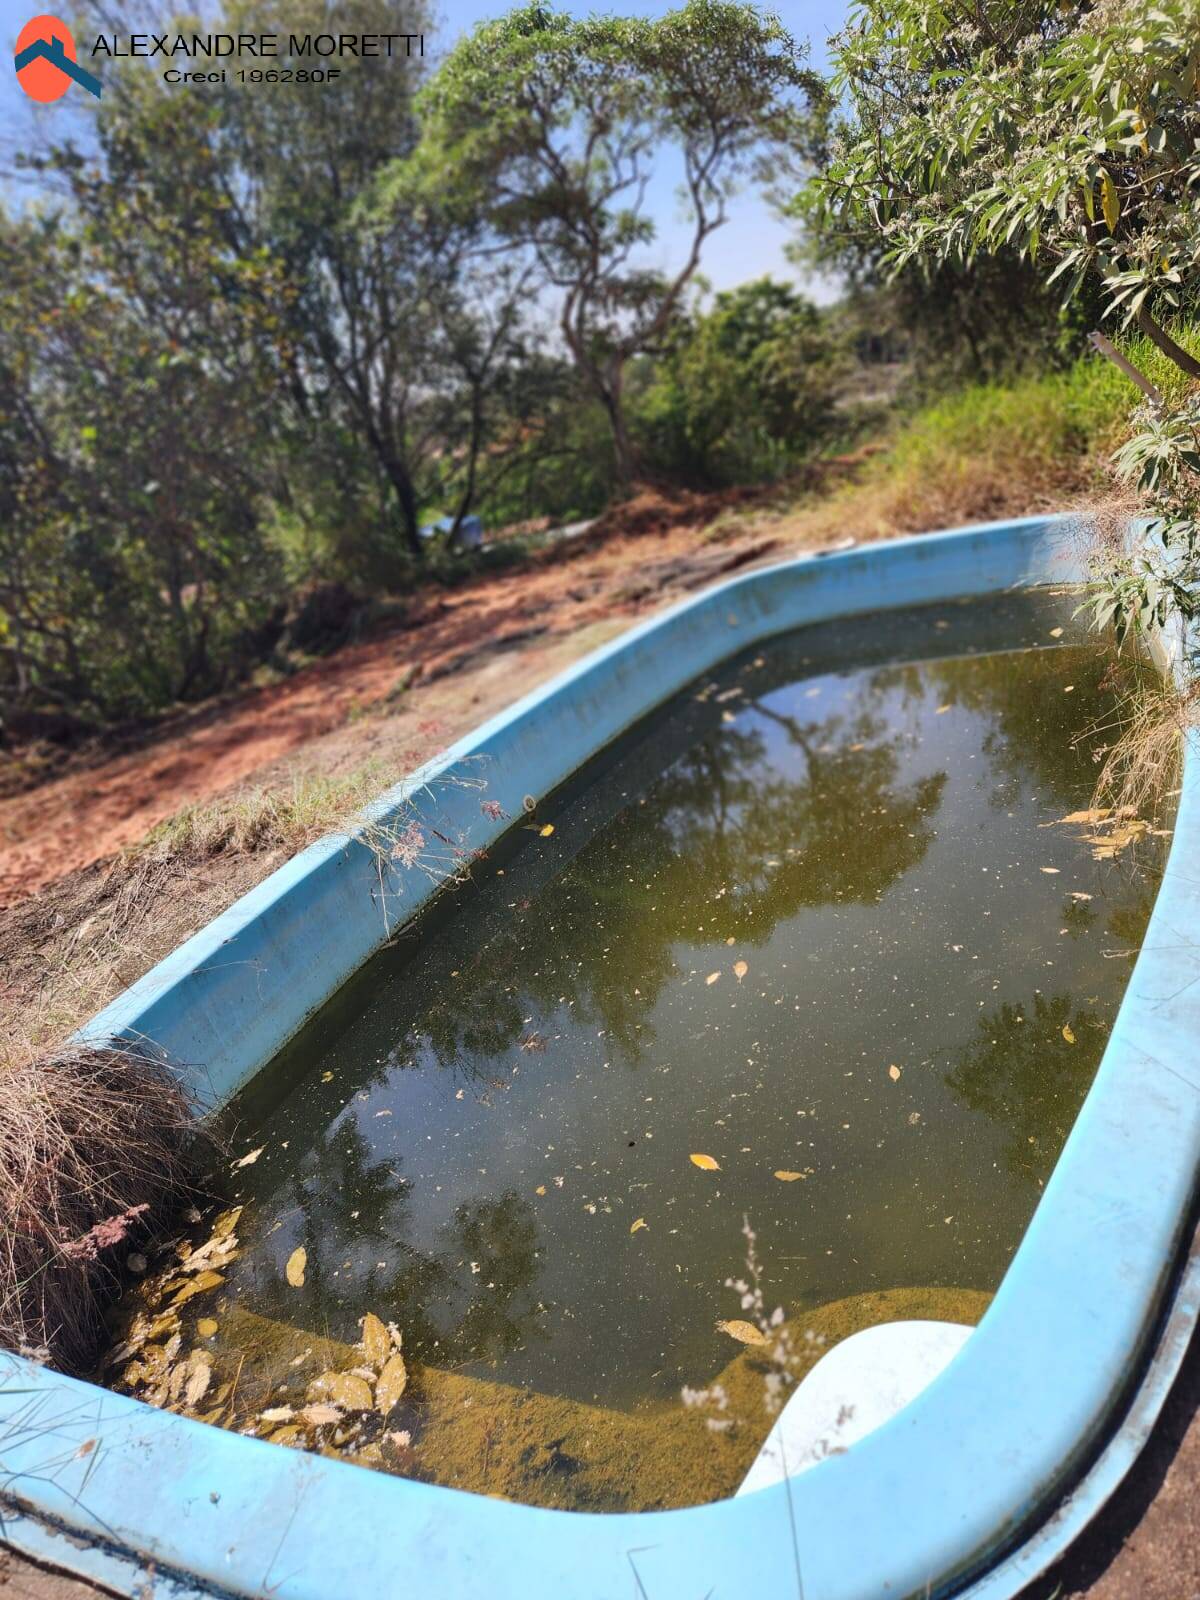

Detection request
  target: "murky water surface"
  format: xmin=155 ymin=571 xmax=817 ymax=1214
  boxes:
xmin=210 ymin=590 xmax=1169 ymax=1496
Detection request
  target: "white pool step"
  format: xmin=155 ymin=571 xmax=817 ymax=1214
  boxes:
xmin=737 ymin=1319 xmax=974 ymax=1495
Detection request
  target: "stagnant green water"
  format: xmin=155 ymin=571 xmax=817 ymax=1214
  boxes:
xmin=217 ymin=590 xmax=1169 ymax=1441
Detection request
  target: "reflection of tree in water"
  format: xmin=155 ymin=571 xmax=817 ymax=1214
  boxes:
xmin=868 ymin=643 xmax=1117 ymax=812
xmin=400 ymin=699 xmax=946 ymax=1069
xmin=945 ymin=992 xmax=1105 ymax=1183
xmin=441 ymin=1191 xmax=543 ymax=1368
xmin=243 ymin=1119 xmax=546 ymax=1369
xmin=260 ymin=1112 xmax=417 ymax=1323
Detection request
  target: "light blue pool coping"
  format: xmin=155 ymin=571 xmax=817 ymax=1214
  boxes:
xmin=4 ymin=512 xmax=1200 ymax=1599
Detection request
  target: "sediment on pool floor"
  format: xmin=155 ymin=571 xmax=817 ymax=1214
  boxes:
xmin=101 ymin=1233 xmax=991 ymax=1511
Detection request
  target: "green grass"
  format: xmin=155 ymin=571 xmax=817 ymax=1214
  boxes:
xmin=780 ymin=323 xmax=1200 ymax=546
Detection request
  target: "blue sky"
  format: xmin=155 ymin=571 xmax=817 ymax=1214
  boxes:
xmin=1 ymin=0 xmax=849 ymax=299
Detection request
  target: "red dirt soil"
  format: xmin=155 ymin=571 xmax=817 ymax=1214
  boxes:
xmin=0 ymin=518 xmax=789 ymax=907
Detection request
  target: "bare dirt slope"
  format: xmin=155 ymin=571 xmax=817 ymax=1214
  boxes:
xmin=0 ymin=520 xmax=786 ymax=908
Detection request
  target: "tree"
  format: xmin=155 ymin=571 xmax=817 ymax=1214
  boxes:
xmin=0 ymin=80 xmax=286 ymax=723
xmin=635 ymin=277 xmax=844 ymax=485
xmin=415 ymin=0 xmax=822 ymax=492
xmin=803 ymin=0 xmax=1200 ymax=641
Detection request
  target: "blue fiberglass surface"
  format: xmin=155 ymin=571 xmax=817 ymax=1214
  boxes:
xmin=2 ymin=515 xmax=1199 ymax=1600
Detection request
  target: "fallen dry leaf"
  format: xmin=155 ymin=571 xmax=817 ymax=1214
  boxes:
xmin=170 ymin=1270 xmax=224 ymax=1308
xmin=535 ymin=1184 xmax=546 ymax=1196
xmin=183 ymin=1358 xmax=211 ymax=1407
xmin=361 ymin=1312 xmax=390 ymax=1366
xmin=260 ymin=1406 xmax=296 ymax=1424
xmin=690 ymin=1153 xmax=721 ymax=1171
xmin=888 ymin=1064 xmax=901 ymax=1082
xmin=375 ymin=1353 xmax=408 ymax=1412
xmin=196 ymin=1318 xmax=218 ymax=1339
xmin=774 ymin=1171 xmax=806 ymax=1182
xmin=308 ymin=1371 xmax=373 ymax=1411
xmin=733 ymin=960 xmax=748 ymax=982
xmin=1040 ymin=867 xmax=1060 ymax=875
xmin=285 ymin=1247 xmax=307 ymax=1288
xmin=233 ymin=1147 xmax=264 ymax=1169
xmin=630 ymin=1217 xmax=648 ymax=1234
xmin=299 ymin=1402 xmax=342 ymax=1428
xmin=706 ymin=971 xmax=721 ymax=986
xmin=1062 ymin=1024 xmax=1076 ymax=1044
xmin=935 ymin=704 xmax=951 ymax=715
xmin=716 ymin=1319 xmax=769 ymax=1345
xmin=540 ymin=824 xmax=555 ymax=837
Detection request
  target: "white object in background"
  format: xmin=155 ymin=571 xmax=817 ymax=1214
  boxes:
xmin=736 ymin=1319 xmax=974 ymax=1496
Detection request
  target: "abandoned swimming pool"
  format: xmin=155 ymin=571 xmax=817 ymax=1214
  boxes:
xmin=3 ymin=515 xmax=1200 ymax=1598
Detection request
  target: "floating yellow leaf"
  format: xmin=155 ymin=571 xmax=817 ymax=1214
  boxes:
xmin=361 ymin=1312 xmax=390 ymax=1366
xmin=706 ymin=971 xmax=721 ymax=985
xmin=285 ymin=1247 xmax=307 ymax=1288
xmin=233 ymin=1146 xmax=263 ymax=1169
xmin=535 ymin=1184 xmax=546 ymax=1196
xmin=1059 ymin=808 xmax=1112 ymax=825
xmin=690 ymin=1153 xmax=721 ymax=1171
xmin=716 ymin=1319 xmax=769 ymax=1345
xmin=321 ymin=1071 xmax=334 ymax=1083
xmin=733 ymin=960 xmax=748 ymax=982
xmin=1062 ymin=1024 xmax=1076 ymax=1044
xmin=774 ymin=1170 xmax=806 ymax=1182
xmin=1040 ymin=867 xmax=1060 ymax=875
xmin=935 ymin=704 xmax=951 ymax=715
xmin=375 ymin=1353 xmax=408 ymax=1412
xmin=1049 ymin=627 xmax=1064 ymax=638
xmin=259 ymin=1405 xmax=295 ymax=1424
xmin=540 ymin=824 xmax=555 ymax=837
xmin=888 ymin=1064 xmax=901 ymax=1081
xmin=630 ymin=1217 xmax=648 ymax=1233
xmin=196 ymin=1318 xmax=218 ymax=1339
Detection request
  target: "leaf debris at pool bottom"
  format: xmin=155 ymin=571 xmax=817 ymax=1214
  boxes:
xmin=109 ymin=1268 xmax=991 ymax=1510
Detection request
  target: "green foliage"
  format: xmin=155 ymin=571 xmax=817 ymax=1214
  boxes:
xmin=0 ymin=83 xmax=288 ymax=718
xmin=806 ymin=0 xmax=1200 ymax=652
xmin=413 ymin=0 xmax=822 ymax=487
xmin=634 ymin=278 xmax=844 ymax=485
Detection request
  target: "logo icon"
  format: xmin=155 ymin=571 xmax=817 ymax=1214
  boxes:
xmin=15 ymin=14 xmax=101 ymax=101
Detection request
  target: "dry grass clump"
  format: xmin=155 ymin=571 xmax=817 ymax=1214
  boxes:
xmin=1090 ymin=676 xmax=1194 ymax=823
xmin=133 ymin=766 xmax=396 ymax=866
xmin=0 ymin=1041 xmax=200 ymax=1373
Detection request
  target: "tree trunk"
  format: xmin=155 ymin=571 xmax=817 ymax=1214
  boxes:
xmin=380 ymin=449 xmax=423 ymax=558
xmin=599 ymin=366 xmax=636 ymax=494
xmin=1136 ymin=306 xmax=1200 ymax=380
xmin=449 ymin=393 xmax=484 ymax=546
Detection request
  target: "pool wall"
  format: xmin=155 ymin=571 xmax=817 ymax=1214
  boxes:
xmin=4 ymin=512 xmax=1200 ymax=1600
